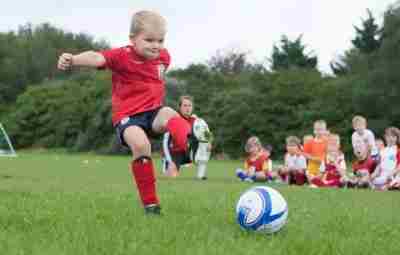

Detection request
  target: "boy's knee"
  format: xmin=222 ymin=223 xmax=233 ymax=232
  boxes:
xmin=127 ymin=139 xmax=151 ymax=158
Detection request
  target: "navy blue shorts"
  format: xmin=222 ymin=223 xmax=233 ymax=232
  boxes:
xmin=115 ymin=107 xmax=162 ymax=147
xmin=163 ymin=153 xmax=192 ymax=171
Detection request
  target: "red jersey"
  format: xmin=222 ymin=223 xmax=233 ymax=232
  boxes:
xmin=324 ymin=163 xmax=342 ymax=182
xmin=324 ymin=152 xmax=345 ymax=181
xmin=99 ymin=46 xmax=171 ymax=125
xmin=352 ymin=156 xmax=377 ymax=174
xmin=245 ymin=154 xmax=269 ymax=172
xmin=182 ymin=115 xmax=196 ymax=128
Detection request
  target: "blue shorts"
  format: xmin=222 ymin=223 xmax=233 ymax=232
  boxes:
xmin=163 ymin=153 xmax=191 ymax=171
xmin=115 ymin=107 xmax=162 ymax=147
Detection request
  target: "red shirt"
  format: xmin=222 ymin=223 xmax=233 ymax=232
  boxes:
xmin=324 ymin=164 xmax=341 ymax=181
xmin=352 ymin=156 xmax=377 ymax=174
xmin=99 ymin=46 xmax=171 ymax=125
xmin=182 ymin=114 xmax=196 ymax=128
xmin=245 ymin=154 xmax=269 ymax=172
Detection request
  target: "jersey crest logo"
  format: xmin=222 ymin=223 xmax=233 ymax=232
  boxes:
xmin=158 ymin=64 xmax=166 ymax=80
xmin=120 ymin=117 xmax=130 ymax=125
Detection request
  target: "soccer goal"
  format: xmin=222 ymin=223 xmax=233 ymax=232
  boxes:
xmin=0 ymin=123 xmax=17 ymax=157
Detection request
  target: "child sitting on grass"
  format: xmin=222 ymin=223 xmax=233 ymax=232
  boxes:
xmin=277 ymin=136 xmax=307 ymax=185
xmin=370 ymin=127 xmax=400 ymax=190
xmin=388 ymin=166 xmax=400 ymax=190
xmin=310 ymin=134 xmax=348 ymax=188
xmin=236 ymin=136 xmax=275 ymax=182
xmin=350 ymin=140 xmax=377 ymax=188
xmin=352 ymin=115 xmax=379 ymax=162
xmin=303 ymin=120 xmax=328 ymax=184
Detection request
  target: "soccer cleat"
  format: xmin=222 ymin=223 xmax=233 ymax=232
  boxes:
xmin=244 ymin=177 xmax=254 ymax=183
xmin=144 ymin=204 xmax=162 ymax=215
xmin=199 ymin=176 xmax=208 ymax=180
xmin=236 ymin=169 xmax=247 ymax=181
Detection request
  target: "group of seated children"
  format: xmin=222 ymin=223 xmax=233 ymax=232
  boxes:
xmin=235 ymin=116 xmax=400 ymax=191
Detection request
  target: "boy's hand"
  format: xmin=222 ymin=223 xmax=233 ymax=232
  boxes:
xmin=58 ymin=53 xmax=74 ymax=70
xmin=248 ymin=166 xmax=256 ymax=176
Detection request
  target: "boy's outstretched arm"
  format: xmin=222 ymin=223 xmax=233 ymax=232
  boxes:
xmin=57 ymin=51 xmax=106 ymax=70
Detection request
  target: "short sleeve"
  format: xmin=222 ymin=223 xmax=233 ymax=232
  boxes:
xmin=244 ymin=160 xmax=249 ymax=170
xmin=367 ymin=130 xmax=376 ymax=143
xmin=98 ymin=47 xmax=123 ymax=71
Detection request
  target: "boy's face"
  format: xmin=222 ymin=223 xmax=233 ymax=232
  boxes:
xmin=327 ymin=139 xmax=339 ymax=153
xmin=353 ymin=121 xmax=366 ymax=135
xmin=354 ymin=141 xmax=367 ymax=160
xmin=286 ymin=144 xmax=298 ymax=155
xmin=131 ymin=29 xmax=165 ymax=60
xmin=313 ymin=123 xmax=327 ymax=138
xmin=179 ymin=99 xmax=193 ymax=118
xmin=384 ymin=133 xmax=397 ymax=146
xmin=246 ymin=141 xmax=260 ymax=155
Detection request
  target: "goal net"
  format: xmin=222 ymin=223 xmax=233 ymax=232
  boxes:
xmin=0 ymin=123 xmax=17 ymax=157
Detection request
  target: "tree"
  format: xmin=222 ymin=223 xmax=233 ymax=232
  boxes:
xmin=331 ymin=9 xmax=382 ymax=76
xmin=0 ymin=23 xmax=109 ymax=104
xmin=208 ymin=49 xmax=250 ymax=75
xmin=270 ymin=35 xmax=318 ymax=71
xmin=352 ymin=9 xmax=382 ymax=54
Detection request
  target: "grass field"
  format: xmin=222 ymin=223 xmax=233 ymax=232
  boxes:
xmin=0 ymin=151 xmax=399 ymax=255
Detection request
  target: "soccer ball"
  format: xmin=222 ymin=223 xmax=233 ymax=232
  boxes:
xmin=192 ymin=118 xmax=212 ymax=142
xmin=236 ymin=186 xmax=288 ymax=234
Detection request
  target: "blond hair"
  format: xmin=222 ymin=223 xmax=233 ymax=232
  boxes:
xmin=286 ymin=136 xmax=301 ymax=146
xmin=352 ymin=115 xmax=366 ymax=126
xmin=314 ymin=119 xmax=327 ymax=128
xmin=129 ymin=10 xmax=166 ymax=37
xmin=245 ymin=136 xmax=261 ymax=153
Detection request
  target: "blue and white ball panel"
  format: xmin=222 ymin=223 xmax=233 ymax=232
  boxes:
xmin=236 ymin=189 xmax=265 ymax=227
xmin=236 ymin=186 xmax=288 ymax=234
xmin=255 ymin=186 xmax=288 ymax=233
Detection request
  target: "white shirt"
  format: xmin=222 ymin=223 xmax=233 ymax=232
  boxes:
xmin=285 ymin=154 xmax=307 ymax=171
xmin=352 ymin=129 xmax=378 ymax=156
xmin=378 ymin=145 xmax=398 ymax=176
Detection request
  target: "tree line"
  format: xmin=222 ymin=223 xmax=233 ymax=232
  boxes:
xmin=1 ymin=6 xmax=400 ymax=158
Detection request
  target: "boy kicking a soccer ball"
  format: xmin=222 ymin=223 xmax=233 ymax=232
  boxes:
xmin=57 ymin=11 xmax=191 ymax=215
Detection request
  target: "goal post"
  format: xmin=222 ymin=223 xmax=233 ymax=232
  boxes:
xmin=0 ymin=123 xmax=17 ymax=157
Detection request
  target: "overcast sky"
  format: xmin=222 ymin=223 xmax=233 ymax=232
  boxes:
xmin=0 ymin=0 xmax=395 ymax=73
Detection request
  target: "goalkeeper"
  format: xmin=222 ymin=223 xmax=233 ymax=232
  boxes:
xmin=162 ymin=96 xmax=212 ymax=180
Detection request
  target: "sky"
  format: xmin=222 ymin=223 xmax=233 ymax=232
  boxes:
xmin=0 ymin=0 xmax=396 ymax=73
